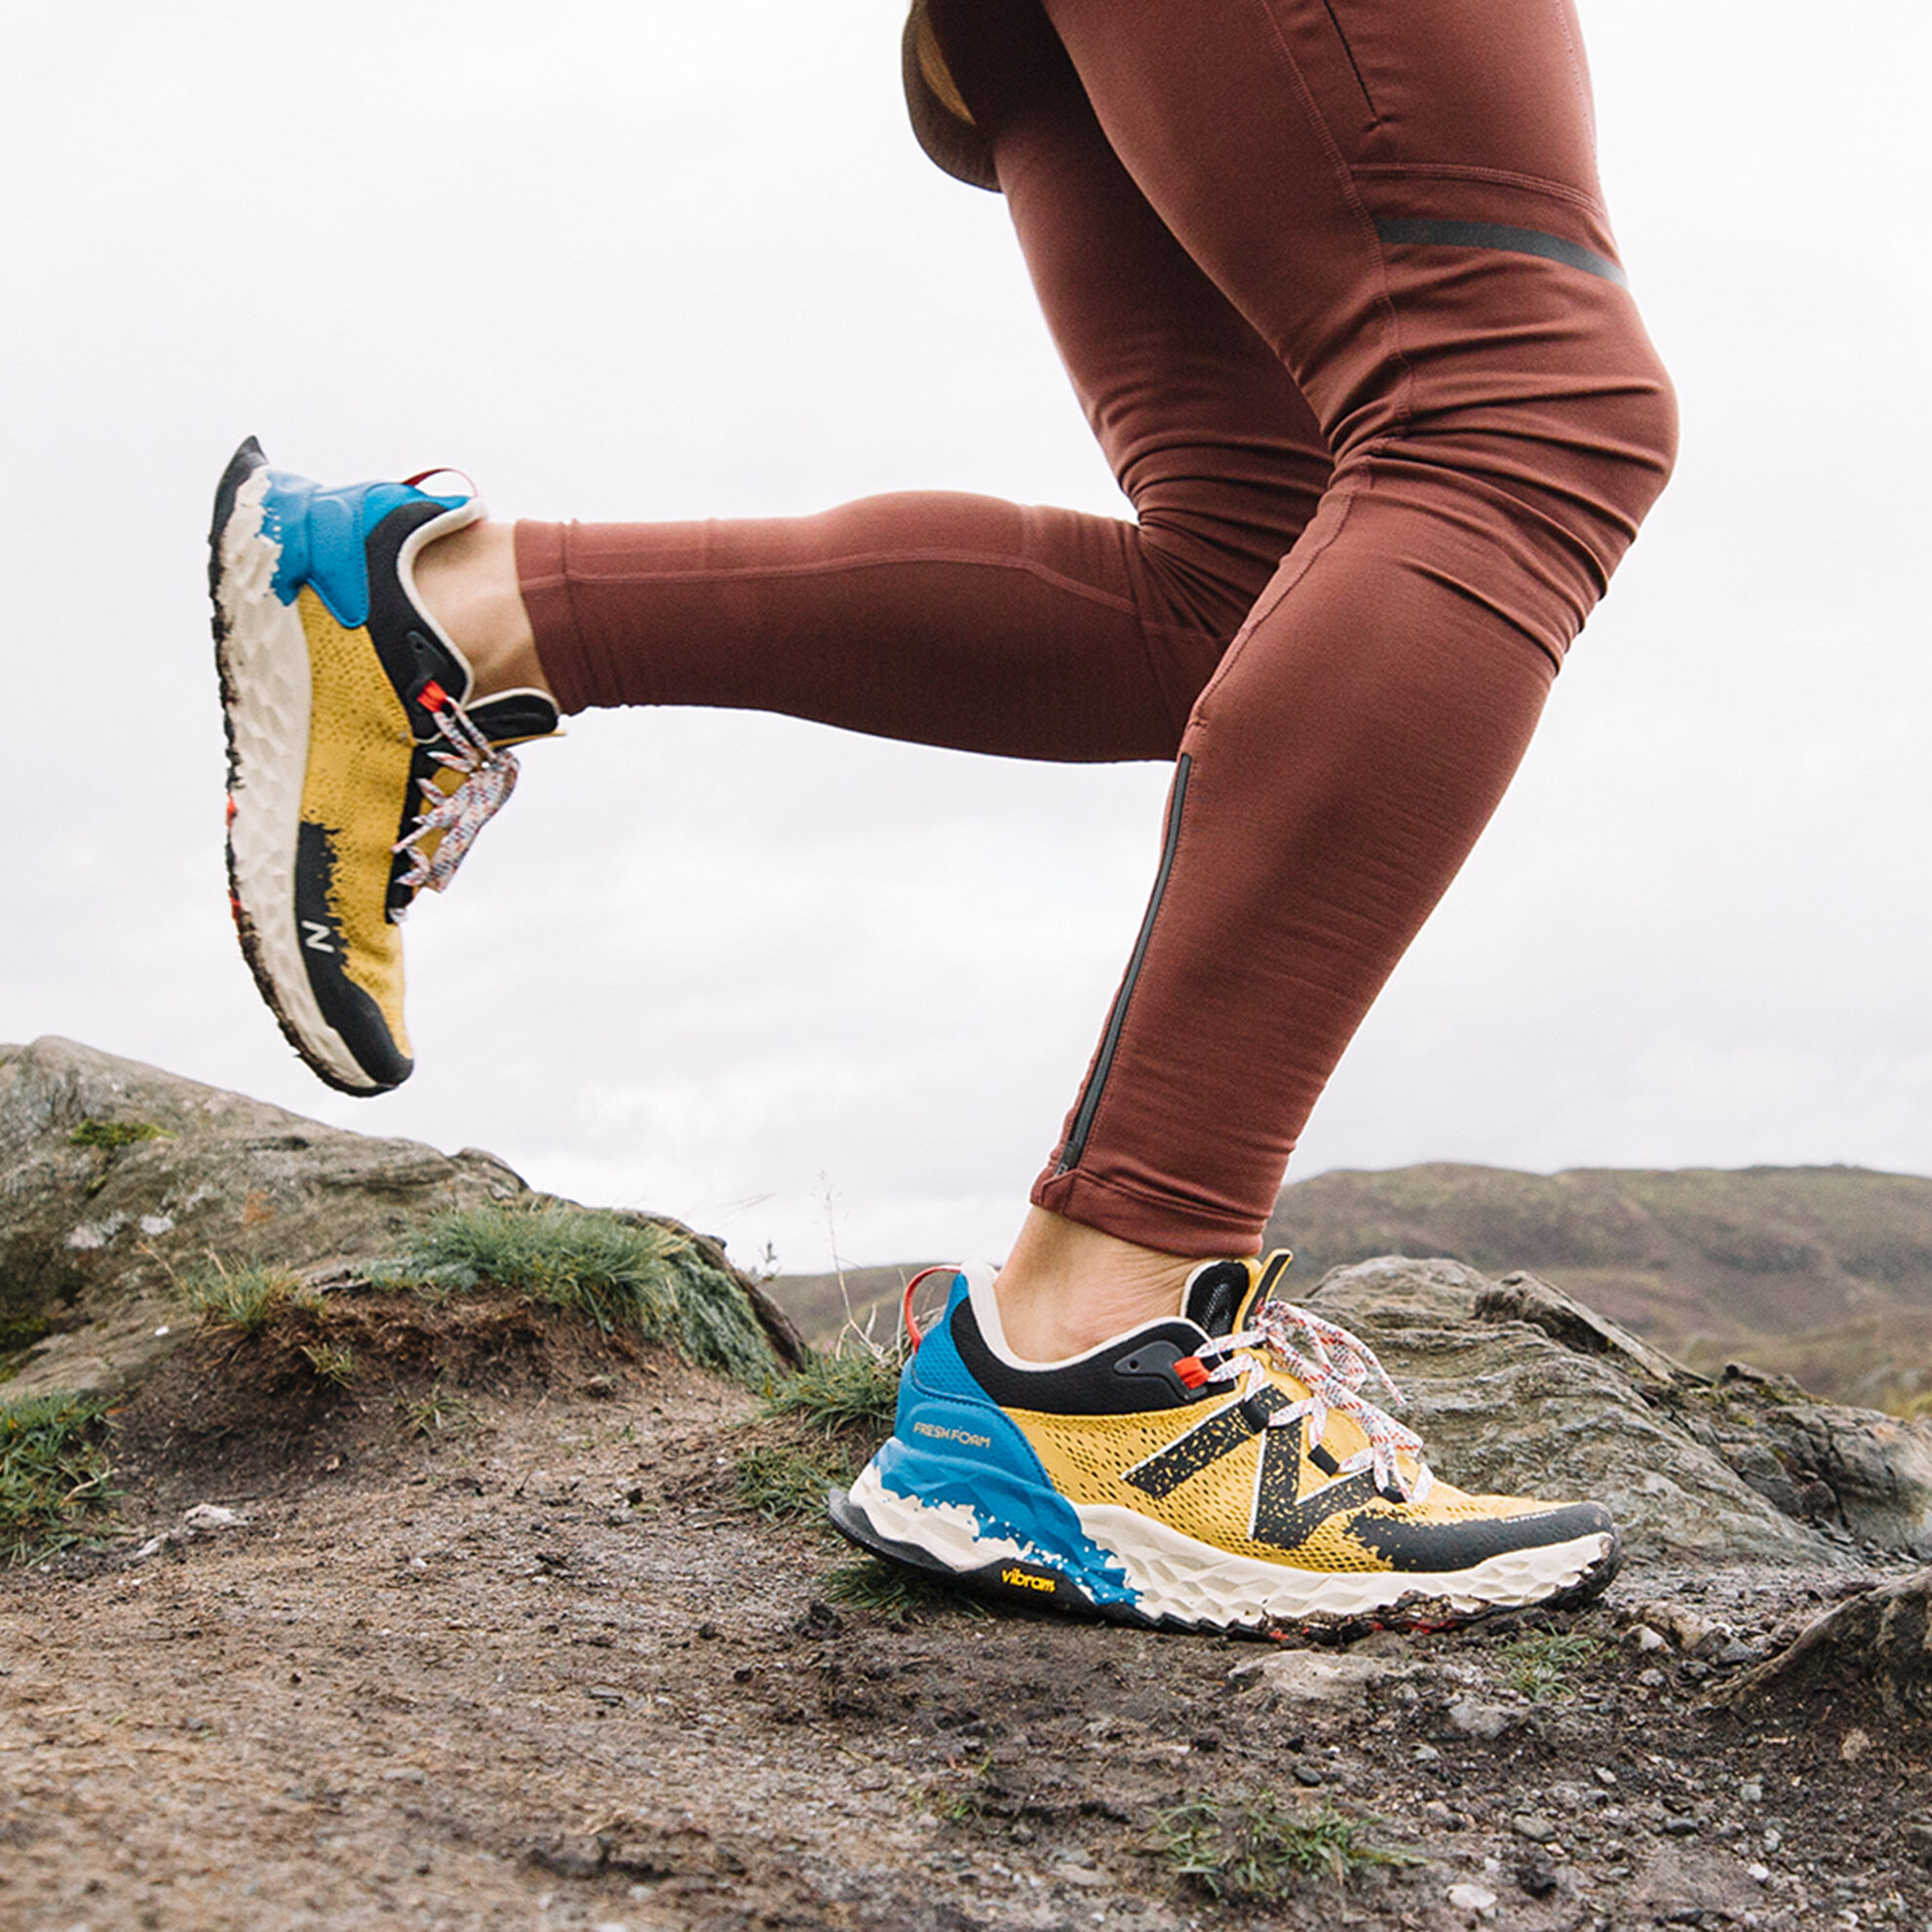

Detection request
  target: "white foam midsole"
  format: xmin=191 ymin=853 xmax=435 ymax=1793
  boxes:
xmin=849 ymin=1460 xmax=1609 ymax=1625
xmin=214 ymin=461 xmax=367 ymax=1091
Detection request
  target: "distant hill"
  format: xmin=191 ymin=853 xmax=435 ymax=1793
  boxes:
xmin=1261 ymin=1164 xmax=1932 ymax=1408
xmin=768 ymin=1165 xmax=1932 ymax=1410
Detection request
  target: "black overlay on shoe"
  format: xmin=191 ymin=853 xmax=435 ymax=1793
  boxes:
xmin=1350 ymin=1499 xmax=1616 ymax=1570
xmin=1121 ymin=1398 xmax=1257 ymax=1498
xmin=294 ymin=824 xmax=411 ymax=1090
xmin=949 ymin=1298 xmax=1210 ymax=1416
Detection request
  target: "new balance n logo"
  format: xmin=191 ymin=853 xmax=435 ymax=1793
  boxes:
xmin=301 ymin=919 xmax=335 ymax=954
xmin=1121 ymin=1398 xmax=1376 ymax=1555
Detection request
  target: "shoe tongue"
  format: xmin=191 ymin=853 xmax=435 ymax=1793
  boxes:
xmin=1182 ymin=1251 xmax=1294 ymax=1338
xmin=1182 ymin=1259 xmax=1254 ymax=1338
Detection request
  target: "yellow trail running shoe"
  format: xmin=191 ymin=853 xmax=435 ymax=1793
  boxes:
xmin=831 ymin=1251 xmax=1621 ymax=1631
xmin=209 ymin=438 xmax=560 ymax=1093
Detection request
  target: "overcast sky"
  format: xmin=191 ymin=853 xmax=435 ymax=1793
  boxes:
xmin=4 ymin=2 xmax=1928 ymax=1274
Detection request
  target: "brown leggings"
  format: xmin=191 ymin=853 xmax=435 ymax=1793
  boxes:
xmin=516 ymin=0 xmax=1677 ymax=1257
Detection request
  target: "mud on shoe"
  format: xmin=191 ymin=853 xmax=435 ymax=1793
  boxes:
xmin=831 ymin=1251 xmax=1622 ymax=1632
xmin=210 ymin=437 xmax=560 ymax=1093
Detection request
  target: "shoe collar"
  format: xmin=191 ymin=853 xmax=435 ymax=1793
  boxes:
xmin=959 ymin=1249 xmax=1294 ymax=1371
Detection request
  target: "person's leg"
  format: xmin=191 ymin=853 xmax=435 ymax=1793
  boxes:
xmin=994 ymin=0 xmax=1677 ymax=1341
xmin=495 ymin=3 xmax=1330 ymax=767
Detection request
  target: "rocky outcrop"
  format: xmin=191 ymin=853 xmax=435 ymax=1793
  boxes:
xmin=7 ymin=1037 xmax=1928 ymax=1569
xmin=1305 ymin=1257 xmax=1932 ymax=1566
xmin=1713 ymin=1565 xmax=1932 ymax=1716
xmin=0 ymin=1037 xmax=799 ymax=1400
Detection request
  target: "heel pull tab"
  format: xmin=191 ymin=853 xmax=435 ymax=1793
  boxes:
xmin=901 ymin=1263 xmax=957 ymax=1352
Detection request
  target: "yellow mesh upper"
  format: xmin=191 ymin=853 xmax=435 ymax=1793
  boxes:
xmin=295 ymin=590 xmax=413 ymax=1047
xmin=1005 ymin=1348 xmax=1564 ymax=1575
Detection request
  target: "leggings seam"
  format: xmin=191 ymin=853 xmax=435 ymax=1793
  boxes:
xmin=1242 ymin=0 xmax=1416 ymax=439
xmin=1349 ymin=161 xmax=1608 ymax=218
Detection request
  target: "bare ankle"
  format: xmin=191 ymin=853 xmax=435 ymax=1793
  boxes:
xmin=992 ymin=1209 xmax=1200 ymax=1363
xmin=411 ymin=521 xmax=551 ymax=701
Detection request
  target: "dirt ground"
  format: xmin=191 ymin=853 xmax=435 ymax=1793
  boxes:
xmin=4 ymin=1305 xmax=1930 ymax=1932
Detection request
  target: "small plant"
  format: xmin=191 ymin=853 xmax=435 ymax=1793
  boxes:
xmin=299 ymin=1341 xmax=357 ymax=1388
xmin=1 ymin=1392 xmax=116 ymax=1565
xmin=372 ymin=1206 xmax=775 ymax=1385
xmin=184 ymin=1259 xmax=312 ymax=1336
xmin=400 ymin=1380 xmax=478 ymax=1440
xmin=1151 ymin=1794 xmax=1416 ymax=1900
xmin=68 ymin=1118 xmax=170 ymax=1150
xmin=735 ymin=1443 xmax=852 ymax=1521
xmin=824 ymin=1555 xmax=987 ymax=1621
xmin=1498 ymin=1630 xmax=1600 ymax=1702
xmin=761 ymin=1343 xmax=903 ymax=1440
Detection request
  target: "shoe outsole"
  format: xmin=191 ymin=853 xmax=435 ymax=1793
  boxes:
xmin=828 ymin=1481 xmax=1623 ymax=1637
xmin=210 ymin=437 xmax=387 ymax=1096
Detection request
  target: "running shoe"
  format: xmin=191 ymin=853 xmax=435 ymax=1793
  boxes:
xmin=831 ymin=1252 xmax=1621 ymax=1630
xmin=209 ymin=438 xmax=559 ymax=1094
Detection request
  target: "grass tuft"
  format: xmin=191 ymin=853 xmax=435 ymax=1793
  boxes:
xmin=1497 ymin=1630 xmax=1600 ymax=1702
xmin=824 ymin=1555 xmax=988 ymax=1621
xmin=371 ymin=1206 xmax=776 ymax=1385
xmin=1151 ymin=1793 xmax=1417 ymax=1899
xmin=734 ymin=1443 xmax=853 ymax=1522
xmin=68 ymin=1118 xmax=170 ymax=1150
xmin=400 ymin=1379 xmax=479 ymax=1440
xmin=184 ymin=1260 xmax=313 ymax=1336
xmin=299 ymin=1341 xmax=357 ymax=1388
xmin=760 ymin=1342 xmax=903 ymax=1440
xmin=1 ymin=1393 xmax=116 ymax=1565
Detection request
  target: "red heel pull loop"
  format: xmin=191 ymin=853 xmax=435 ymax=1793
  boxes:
xmin=901 ymin=1264 xmax=958 ymax=1353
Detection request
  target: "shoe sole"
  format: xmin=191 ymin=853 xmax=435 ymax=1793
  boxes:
xmin=210 ymin=438 xmax=383 ymax=1095
xmin=831 ymin=1465 xmax=1621 ymax=1634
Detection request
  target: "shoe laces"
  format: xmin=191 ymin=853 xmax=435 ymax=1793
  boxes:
xmin=392 ymin=684 xmax=519 ymax=901
xmin=1195 ymin=1299 xmax=1434 ymax=1504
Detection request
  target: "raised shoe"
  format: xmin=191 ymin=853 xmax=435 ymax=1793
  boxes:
xmin=209 ymin=438 xmax=559 ymax=1093
xmin=831 ymin=1251 xmax=1621 ymax=1631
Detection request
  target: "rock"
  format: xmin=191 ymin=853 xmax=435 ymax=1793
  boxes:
xmin=180 ymin=1504 xmax=246 ymax=1531
xmin=1686 ymin=1362 xmax=1932 ymax=1557
xmin=1304 ymin=1257 xmax=1925 ymax=1564
xmin=1445 ymin=1880 xmax=1497 ymax=1917
xmin=0 ymin=1036 xmax=799 ymax=1399
xmin=1515 ymin=1854 xmax=1559 ymax=1898
xmin=1511 ymin=1813 xmax=1558 ymax=1844
xmin=1226 ymin=1650 xmax=1391 ymax=1706
xmin=1445 ymin=1699 xmax=1519 ymax=1740
xmin=1713 ymin=1565 xmax=1932 ymax=1718
xmin=1477 ymin=1270 xmax=1688 ymax=1389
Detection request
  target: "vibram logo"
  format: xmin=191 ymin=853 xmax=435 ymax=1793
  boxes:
xmin=1000 ymin=1567 xmax=1056 ymax=1594
xmin=912 ymin=1420 xmax=991 ymax=1449
xmin=301 ymin=919 xmax=335 ymax=954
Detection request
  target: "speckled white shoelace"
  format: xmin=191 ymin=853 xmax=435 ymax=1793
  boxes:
xmin=392 ymin=693 xmax=519 ymax=901
xmin=1195 ymin=1300 xmax=1434 ymax=1504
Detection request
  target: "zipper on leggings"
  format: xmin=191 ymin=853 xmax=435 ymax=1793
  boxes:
xmin=1056 ymin=753 xmax=1191 ymax=1175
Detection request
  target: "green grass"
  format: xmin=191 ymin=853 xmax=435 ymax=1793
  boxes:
xmin=823 ymin=1555 xmax=988 ymax=1621
xmin=760 ymin=1341 xmax=903 ymax=1439
xmin=1150 ymin=1794 xmax=1417 ymax=1899
xmin=370 ymin=1206 xmax=777 ymax=1385
xmin=67 ymin=1118 xmax=170 ymax=1150
xmin=734 ymin=1443 xmax=853 ymax=1522
xmin=399 ymin=1379 xmax=479 ymax=1440
xmin=1497 ymin=1631 xmax=1600 ymax=1702
xmin=299 ymin=1341 xmax=357 ymax=1388
xmin=1 ymin=1393 xmax=116 ymax=1565
xmin=184 ymin=1261 xmax=314 ymax=1336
